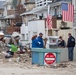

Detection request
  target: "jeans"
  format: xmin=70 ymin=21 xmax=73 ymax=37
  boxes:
xmin=68 ymin=47 xmax=74 ymax=61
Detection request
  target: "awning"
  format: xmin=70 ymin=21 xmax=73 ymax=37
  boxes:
xmin=4 ymin=14 xmax=15 ymax=19
xmin=20 ymin=5 xmax=47 ymax=16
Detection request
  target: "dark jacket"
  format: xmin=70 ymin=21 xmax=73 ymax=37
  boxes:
xmin=67 ymin=36 xmax=75 ymax=47
xmin=58 ymin=40 xmax=66 ymax=47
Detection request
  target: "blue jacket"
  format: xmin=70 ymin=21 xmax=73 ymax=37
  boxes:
xmin=32 ymin=38 xmax=39 ymax=48
xmin=37 ymin=36 xmax=44 ymax=48
xmin=32 ymin=36 xmax=44 ymax=48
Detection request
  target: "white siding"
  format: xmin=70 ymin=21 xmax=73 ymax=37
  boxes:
xmin=28 ymin=20 xmax=46 ymax=43
xmin=51 ymin=7 xmax=54 ymax=16
xmin=35 ymin=0 xmax=52 ymax=7
xmin=72 ymin=0 xmax=76 ymax=10
xmin=43 ymin=10 xmax=47 ymax=18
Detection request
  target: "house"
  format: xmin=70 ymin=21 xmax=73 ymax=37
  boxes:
xmin=21 ymin=0 xmax=73 ymax=44
xmin=3 ymin=0 xmax=26 ymax=34
xmin=20 ymin=0 xmax=35 ymax=46
xmin=0 ymin=1 xmax=6 ymax=32
xmin=21 ymin=0 xmax=35 ymax=24
xmin=3 ymin=0 xmax=35 ymax=35
xmin=3 ymin=0 xmax=15 ymax=34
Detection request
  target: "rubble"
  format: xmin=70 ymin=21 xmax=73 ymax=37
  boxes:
xmin=0 ymin=46 xmax=76 ymax=69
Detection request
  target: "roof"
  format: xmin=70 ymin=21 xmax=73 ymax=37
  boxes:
xmin=20 ymin=5 xmax=47 ymax=16
xmin=4 ymin=14 xmax=15 ymax=19
xmin=27 ymin=0 xmax=35 ymax=3
xmin=0 ymin=17 xmax=6 ymax=20
xmin=3 ymin=0 xmax=13 ymax=6
xmin=0 ymin=1 xmax=5 ymax=9
xmin=24 ymin=0 xmax=35 ymax=5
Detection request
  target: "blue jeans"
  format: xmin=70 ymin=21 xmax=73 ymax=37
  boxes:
xmin=68 ymin=47 xmax=74 ymax=61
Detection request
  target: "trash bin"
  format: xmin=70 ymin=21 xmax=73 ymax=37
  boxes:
xmin=31 ymin=48 xmax=61 ymax=65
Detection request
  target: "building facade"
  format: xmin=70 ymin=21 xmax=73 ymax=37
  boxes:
xmin=0 ymin=1 xmax=6 ymax=32
xmin=3 ymin=0 xmax=26 ymax=34
xmin=21 ymin=0 xmax=72 ymax=40
xmin=72 ymin=0 xmax=76 ymax=40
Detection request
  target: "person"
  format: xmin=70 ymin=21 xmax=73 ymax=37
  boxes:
xmin=0 ymin=36 xmax=4 ymax=47
xmin=67 ymin=33 xmax=75 ymax=61
xmin=58 ymin=36 xmax=66 ymax=48
xmin=14 ymin=36 xmax=25 ymax=54
xmin=37 ymin=33 xmax=44 ymax=48
xmin=5 ymin=42 xmax=18 ymax=58
xmin=31 ymin=35 xmax=38 ymax=48
xmin=32 ymin=33 xmax=44 ymax=48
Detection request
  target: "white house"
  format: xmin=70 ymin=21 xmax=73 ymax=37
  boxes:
xmin=3 ymin=0 xmax=13 ymax=17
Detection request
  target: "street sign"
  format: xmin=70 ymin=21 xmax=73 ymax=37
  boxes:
xmin=44 ymin=52 xmax=56 ymax=65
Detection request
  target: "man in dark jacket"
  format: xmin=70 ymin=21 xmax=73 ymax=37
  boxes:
xmin=67 ymin=33 xmax=75 ymax=61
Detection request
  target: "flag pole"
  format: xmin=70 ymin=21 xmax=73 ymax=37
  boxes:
xmin=48 ymin=5 xmax=50 ymax=15
xmin=46 ymin=5 xmax=50 ymax=37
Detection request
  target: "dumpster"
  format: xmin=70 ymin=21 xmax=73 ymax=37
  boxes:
xmin=31 ymin=48 xmax=61 ymax=65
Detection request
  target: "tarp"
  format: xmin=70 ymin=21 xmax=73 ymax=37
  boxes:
xmin=11 ymin=44 xmax=18 ymax=52
xmin=0 ymin=31 xmax=4 ymax=35
xmin=12 ymin=32 xmax=21 ymax=37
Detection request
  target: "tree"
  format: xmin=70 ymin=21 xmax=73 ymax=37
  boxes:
xmin=15 ymin=3 xmax=26 ymax=23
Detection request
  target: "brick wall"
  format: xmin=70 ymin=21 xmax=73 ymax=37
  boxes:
xmin=7 ymin=10 xmax=15 ymax=15
xmin=6 ymin=26 xmax=20 ymax=34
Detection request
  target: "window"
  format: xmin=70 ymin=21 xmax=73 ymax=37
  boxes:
xmin=54 ymin=7 xmax=57 ymax=16
xmin=26 ymin=34 xmax=28 ymax=40
xmin=33 ymin=32 xmax=37 ymax=35
xmin=22 ymin=34 xmax=25 ymax=40
xmin=22 ymin=34 xmax=28 ymax=41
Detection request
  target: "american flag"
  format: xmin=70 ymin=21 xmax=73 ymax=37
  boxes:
xmin=62 ymin=3 xmax=74 ymax=22
xmin=46 ymin=15 xmax=52 ymax=30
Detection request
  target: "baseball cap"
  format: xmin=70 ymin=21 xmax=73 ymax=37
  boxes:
xmin=39 ymin=33 xmax=43 ymax=35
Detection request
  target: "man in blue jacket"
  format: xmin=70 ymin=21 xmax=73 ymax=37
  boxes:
xmin=37 ymin=33 xmax=44 ymax=48
xmin=67 ymin=33 xmax=75 ymax=61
